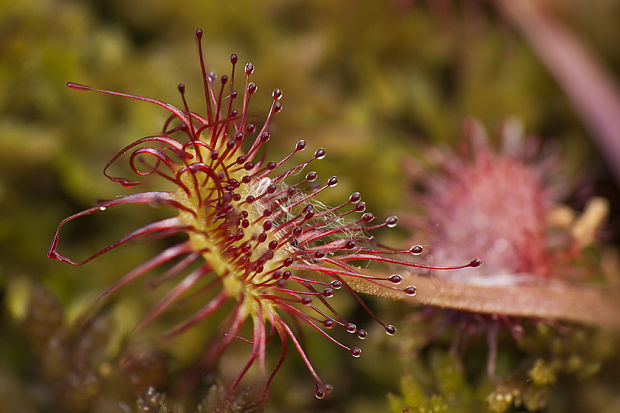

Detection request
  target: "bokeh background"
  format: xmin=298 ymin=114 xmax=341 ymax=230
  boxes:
xmin=1 ymin=1 xmax=620 ymax=412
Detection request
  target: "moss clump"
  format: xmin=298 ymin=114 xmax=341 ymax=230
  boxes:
xmin=136 ymin=387 xmax=171 ymax=413
xmin=528 ymin=359 xmax=556 ymax=387
xmin=388 ymin=314 xmax=619 ymax=413
xmin=388 ymin=352 xmax=488 ymax=413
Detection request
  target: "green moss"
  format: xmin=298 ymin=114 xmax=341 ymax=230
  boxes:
xmin=528 ymin=359 xmax=557 ymax=387
xmin=136 ymin=387 xmax=171 ymax=413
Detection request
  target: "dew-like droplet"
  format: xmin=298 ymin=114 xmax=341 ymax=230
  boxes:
xmin=349 ymin=192 xmax=361 ymax=203
xmin=315 ymin=148 xmax=326 ymax=159
xmin=351 ymin=347 xmax=362 ymax=358
xmin=385 ymin=324 xmax=397 ymax=335
xmin=409 ymin=245 xmax=423 ymax=255
xmin=357 ymin=329 xmax=368 ymax=340
xmin=330 ymin=280 xmax=342 ymax=289
xmin=272 ymin=88 xmax=282 ymax=100
xmin=386 ymin=216 xmax=398 ymax=228
xmin=388 ymin=274 xmax=402 ymax=284
xmin=404 ymin=286 xmax=417 ymax=296
xmin=361 ymin=212 xmax=375 ymax=222
xmin=354 ymin=202 xmax=366 ymax=212
xmin=245 ymin=63 xmax=254 ymax=75
xmin=345 ymin=322 xmax=357 ymax=333
xmin=315 ymin=384 xmax=334 ymax=399
xmin=469 ymin=258 xmax=482 ymax=267
xmin=99 ymin=206 xmax=107 ymax=211
xmin=324 ymin=319 xmax=335 ymax=329
xmin=327 ymin=176 xmax=338 ymax=187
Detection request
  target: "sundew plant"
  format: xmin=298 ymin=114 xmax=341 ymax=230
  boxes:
xmin=48 ymin=30 xmax=479 ymax=401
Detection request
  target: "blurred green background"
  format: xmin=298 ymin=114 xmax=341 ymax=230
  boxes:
xmin=1 ymin=1 xmax=620 ymax=412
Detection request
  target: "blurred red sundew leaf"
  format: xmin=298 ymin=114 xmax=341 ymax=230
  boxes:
xmin=349 ymin=271 xmax=620 ymax=330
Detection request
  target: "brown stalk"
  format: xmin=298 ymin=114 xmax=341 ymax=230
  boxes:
xmin=350 ymin=272 xmax=620 ymax=330
xmin=496 ymin=0 xmax=620 ymax=185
